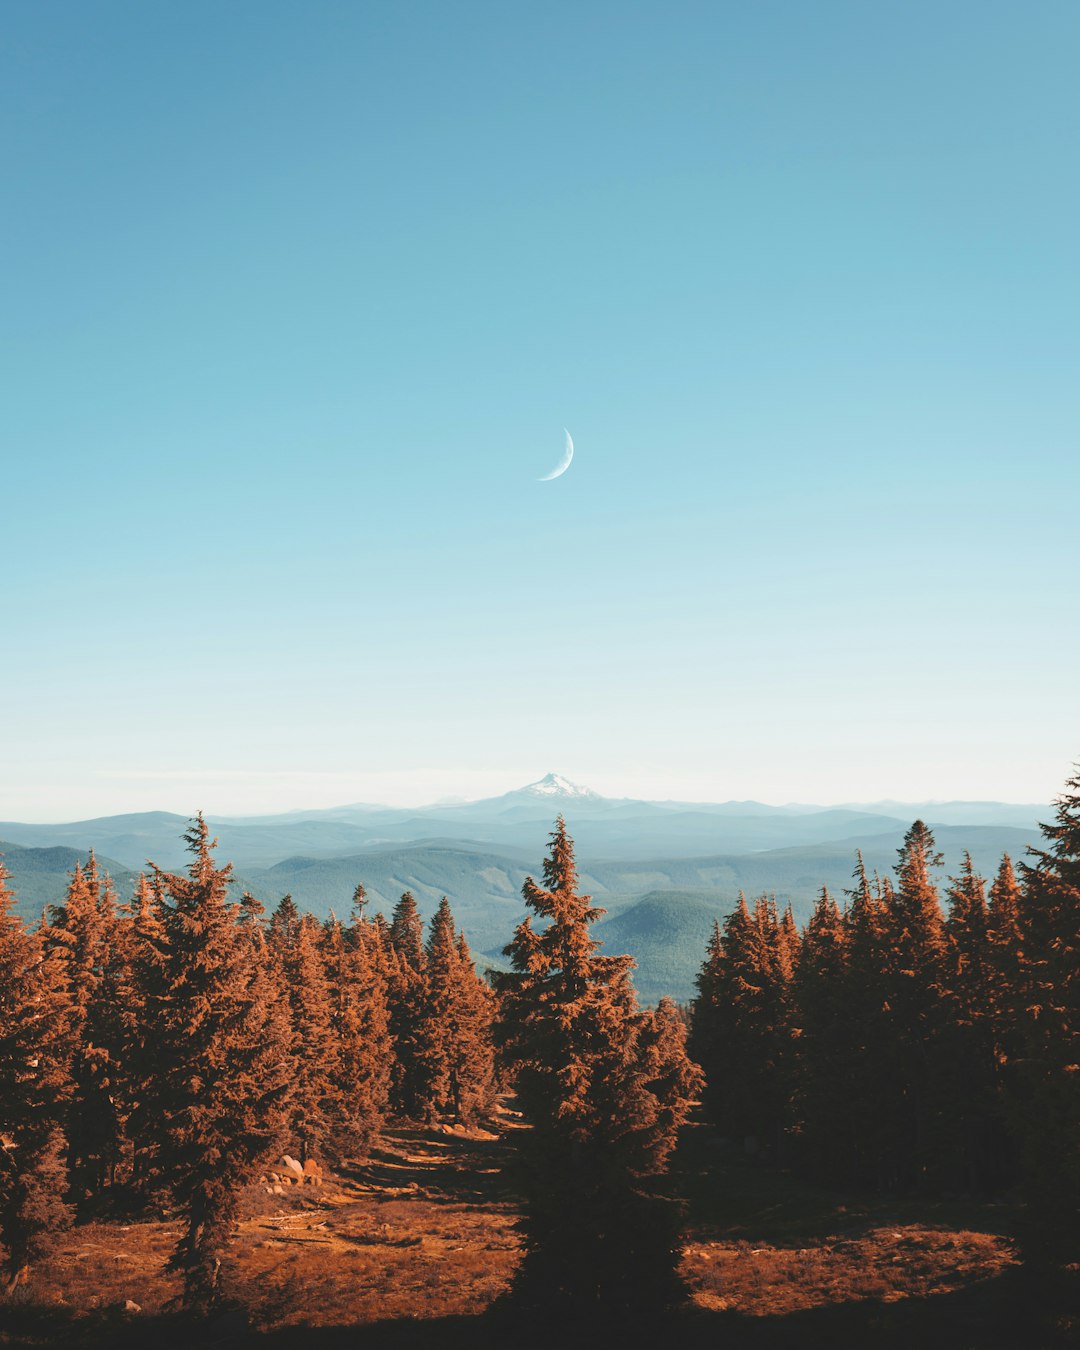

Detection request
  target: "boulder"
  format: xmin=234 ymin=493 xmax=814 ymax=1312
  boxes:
xmin=281 ymin=1155 xmax=304 ymax=1182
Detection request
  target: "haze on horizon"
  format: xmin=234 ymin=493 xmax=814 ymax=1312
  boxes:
xmin=3 ymin=3 xmax=1078 ymax=825
xmin=0 ymin=767 xmax=1061 ymax=827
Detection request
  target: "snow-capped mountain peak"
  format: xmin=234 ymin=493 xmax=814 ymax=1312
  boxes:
xmin=519 ymin=773 xmax=600 ymax=800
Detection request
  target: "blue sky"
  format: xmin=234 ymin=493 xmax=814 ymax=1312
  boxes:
xmin=3 ymin=0 xmax=1079 ymax=818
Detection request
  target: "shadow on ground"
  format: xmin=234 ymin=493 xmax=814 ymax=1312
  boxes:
xmin=339 ymin=1127 xmax=516 ymax=1208
xmin=0 ymin=1269 xmax=1048 ymax=1350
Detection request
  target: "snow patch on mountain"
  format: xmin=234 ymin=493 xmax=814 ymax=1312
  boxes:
xmin=519 ymin=773 xmax=601 ymax=800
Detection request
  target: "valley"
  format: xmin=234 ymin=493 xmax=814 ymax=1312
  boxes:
xmin=0 ymin=776 xmax=1046 ymax=1002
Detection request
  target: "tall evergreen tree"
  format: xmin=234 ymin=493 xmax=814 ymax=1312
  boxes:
xmin=791 ymin=886 xmax=851 ymax=1181
xmin=452 ymin=929 xmax=498 ymax=1123
xmin=838 ymin=851 xmax=895 ymax=1187
xmin=147 ymin=818 xmax=292 ymax=1308
xmin=267 ymin=893 xmax=301 ymax=947
xmin=1013 ymin=772 xmax=1080 ymax=1328
xmin=268 ymin=905 xmax=337 ymax=1166
xmin=0 ymin=860 xmax=73 ymax=1290
xmin=635 ymin=997 xmax=700 ymax=1171
xmin=418 ymin=899 xmax=496 ymax=1126
xmin=123 ymin=872 xmax=170 ymax=1187
xmin=890 ymin=820 xmax=947 ymax=973
xmin=985 ymin=851 xmax=1025 ymax=1194
xmin=884 ymin=820 xmax=948 ymax=1188
xmin=321 ymin=913 xmax=392 ymax=1159
xmin=46 ymin=855 xmax=122 ymax=1198
xmin=942 ymin=854 xmax=1001 ymax=1190
xmin=688 ymin=920 xmax=726 ymax=1128
xmin=497 ymin=818 xmax=700 ymax=1318
xmin=987 ymin=852 xmax=1024 ymax=1047
xmin=689 ymin=894 xmax=794 ymax=1155
xmin=389 ymin=890 xmax=424 ymax=970
xmin=386 ymin=891 xmax=429 ymax=1119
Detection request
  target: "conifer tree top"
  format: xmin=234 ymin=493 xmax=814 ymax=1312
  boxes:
xmin=539 ymin=815 xmax=578 ymax=896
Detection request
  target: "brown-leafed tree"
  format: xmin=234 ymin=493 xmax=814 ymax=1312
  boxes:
xmin=45 ymin=854 xmax=123 ymax=1199
xmin=688 ymin=893 xmax=795 ymax=1157
xmin=386 ymin=891 xmax=429 ymax=1120
xmin=0 ymin=858 xmax=74 ymax=1291
xmin=941 ymin=853 xmax=1003 ymax=1190
xmin=791 ymin=886 xmax=851 ymax=1181
xmin=418 ymin=898 xmax=496 ymax=1126
xmin=688 ymin=919 xmax=726 ymax=1127
xmin=1013 ymin=772 xmax=1080 ymax=1327
xmin=497 ymin=817 xmax=701 ymax=1318
xmin=122 ymin=872 xmax=171 ymax=1187
xmin=985 ymin=852 xmax=1026 ymax=1194
xmin=883 ymin=819 xmax=948 ymax=1188
xmin=832 ymin=851 xmax=895 ymax=1188
xmin=267 ymin=892 xmax=301 ymax=947
xmin=269 ymin=906 xmax=337 ymax=1166
xmin=321 ymin=911 xmax=393 ymax=1159
xmin=146 ymin=817 xmax=292 ymax=1309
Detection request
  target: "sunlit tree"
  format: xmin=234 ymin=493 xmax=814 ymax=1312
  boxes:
xmin=0 ymin=859 xmax=73 ymax=1289
xmin=146 ymin=817 xmax=291 ymax=1309
xmin=497 ymin=817 xmax=701 ymax=1316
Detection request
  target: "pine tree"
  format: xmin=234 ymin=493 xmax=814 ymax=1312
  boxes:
xmin=986 ymin=852 xmax=1026 ymax=1188
xmin=0 ymin=859 xmax=74 ymax=1290
xmin=988 ymin=853 xmax=1023 ymax=951
xmin=46 ymin=854 xmax=123 ymax=1198
xmin=419 ymin=899 xmax=496 ymax=1126
xmin=689 ymin=894 xmax=794 ymax=1155
xmin=1012 ymin=772 xmax=1080 ymax=1326
xmin=987 ymin=853 xmax=1024 ymax=1038
xmin=891 ymin=820 xmax=947 ymax=974
xmin=321 ymin=912 xmax=392 ymax=1159
xmin=778 ymin=903 xmax=801 ymax=978
xmin=90 ymin=873 xmax=150 ymax=1191
xmin=884 ymin=821 xmax=948 ymax=1188
xmin=497 ymin=818 xmax=700 ymax=1318
xmin=267 ymin=893 xmax=301 ymax=947
xmin=268 ymin=905 xmax=337 ymax=1166
xmin=389 ymin=890 xmax=424 ymax=970
xmin=688 ymin=920 xmax=726 ymax=1128
xmin=946 ymin=853 xmax=992 ymax=1004
xmin=386 ymin=891 xmax=429 ymax=1119
xmin=451 ymin=929 xmax=498 ymax=1125
xmin=791 ymin=887 xmax=851 ymax=1181
xmin=942 ymin=854 xmax=1001 ymax=1190
xmin=123 ymin=872 xmax=170 ymax=1187
xmin=147 ymin=817 xmax=292 ymax=1309
xmin=838 ymin=851 xmax=895 ymax=1188
xmin=635 ymin=997 xmax=701 ymax=1172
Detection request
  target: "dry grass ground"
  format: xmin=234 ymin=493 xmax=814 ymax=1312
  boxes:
xmin=669 ymin=1120 xmax=1020 ymax=1319
xmin=683 ymin=1224 xmax=1016 ymax=1314
xmin=0 ymin=1107 xmax=1040 ymax=1349
xmin=1 ymin=1113 xmax=522 ymax=1344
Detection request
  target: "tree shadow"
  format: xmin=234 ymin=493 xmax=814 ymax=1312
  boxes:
xmin=666 ymin=1120 xmax=1022 ymax=1250
xmin=338 ymin=1127 xmax=518 ymax=1209
xmin=0 ymin=1264 xmax=1046 ymax=1350
xmin=253 ymin=1269 xmax=1049 ymax=1350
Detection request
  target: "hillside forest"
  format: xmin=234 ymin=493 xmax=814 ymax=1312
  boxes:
xmin=0 ymin=771 xmax=1077 ymax=1345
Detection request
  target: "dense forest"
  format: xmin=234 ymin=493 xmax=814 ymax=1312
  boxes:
xmin=0 ymin=774 xmax=1077 ymax=1341
xmin=689 ymin=793 xmax=1079 ymax=1329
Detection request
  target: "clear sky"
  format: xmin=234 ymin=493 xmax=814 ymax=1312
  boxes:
xmin=3 ymin=1 xmax=1079 ymax=820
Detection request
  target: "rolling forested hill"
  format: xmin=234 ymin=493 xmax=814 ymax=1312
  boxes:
xmin=1 ymin=801 xmax=1041 ymax=1002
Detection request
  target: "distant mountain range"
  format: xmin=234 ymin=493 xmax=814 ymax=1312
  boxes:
xmin=0 ymin=774 xmax=1051 ymax=1001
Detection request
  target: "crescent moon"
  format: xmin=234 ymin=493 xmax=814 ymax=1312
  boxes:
xmin=538 ymin=429 xmax=574 ymax=481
